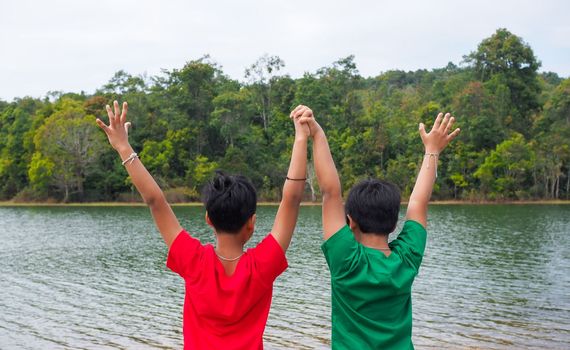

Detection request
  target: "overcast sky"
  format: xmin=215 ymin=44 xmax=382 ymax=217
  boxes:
xmin=1 ymin=0 xmax=568 ymax=101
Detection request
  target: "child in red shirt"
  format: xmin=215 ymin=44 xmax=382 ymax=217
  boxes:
xmin=97 ymin=101 xmax=314 ymax=349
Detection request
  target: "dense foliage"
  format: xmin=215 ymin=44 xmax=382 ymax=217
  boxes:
xmin=1 ymin=29 xmax=568 ymax=202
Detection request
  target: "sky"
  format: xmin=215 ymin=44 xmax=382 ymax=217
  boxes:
xmin=1 ymin=0 xmax=569 ymax=101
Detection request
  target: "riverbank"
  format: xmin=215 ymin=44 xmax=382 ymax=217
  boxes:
xmin=1 ymin=200 xmax=569 ymax=207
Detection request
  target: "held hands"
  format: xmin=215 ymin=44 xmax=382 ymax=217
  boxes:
xmin=419 ymin=112 xmax=460 ymax=154
xmin=289 ymin=104 xmax=323 ymax=139
xmin=96 ymin=101 xmax=132 ymax=152
xmin=289 ymin=105 xmax=313 ymax=140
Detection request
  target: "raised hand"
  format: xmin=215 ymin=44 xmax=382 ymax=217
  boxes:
xmin=96 ymin=100 xmax=132 ymax=151
xmin=419 ymin=112 xmax=461 ymax=154
xmin=289 ymin=105 xmax=312 ymax=139
xmin=407 ymin=112 xmax=460 ymax=227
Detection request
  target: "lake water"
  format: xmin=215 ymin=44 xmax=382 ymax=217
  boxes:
xmin=1 ymin=205 xmax=569 ymax=349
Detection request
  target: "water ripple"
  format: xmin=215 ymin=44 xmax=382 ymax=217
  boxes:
xmin=1 ymin=205 xmax=569 ymax=349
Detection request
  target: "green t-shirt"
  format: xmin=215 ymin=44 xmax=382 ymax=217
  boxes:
xmin=321 ymin=220 xmax=427 ymax=350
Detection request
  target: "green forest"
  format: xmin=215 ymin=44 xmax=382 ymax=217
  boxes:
xmin=1 ymin=29 xmax=569 ymax=203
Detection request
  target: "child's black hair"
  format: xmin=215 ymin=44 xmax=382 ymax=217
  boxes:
xmin=345 ymin=179 xmax=401 ymax=235
xmin=202 ymin=171 xmax=257 ymax=234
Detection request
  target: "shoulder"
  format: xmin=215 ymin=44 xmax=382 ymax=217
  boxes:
xmin=248 ymin=233 xmax=287 ymax=267
xmin=251 ymin=233 xmax=285 ymax=255
xmin=391 ymin=220 xmax=427 ymax=242
xmin=391 ymin=220 xmax=427 ymax=247
xmin=169 ymin=229 xmax=204 ymax=252
xmin=390 ymin=220 xmax=427 ymax=269
xmin=321 ymin=225 xmax=362 ymax=275
xmin=322 ymin=225 xmax=357 ymax=253
xmin=322 ymin=225 xmax=356 ymax=249
xmin=166 ymin=229 xmax=208 ymax=278
xmin=402 ymin=220 xmax=427 ymax=234
xmin=247 ymin=233 xmax=288 ymax=283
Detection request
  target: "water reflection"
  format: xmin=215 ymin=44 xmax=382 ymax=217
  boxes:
xmin=0 ymin=205 xmax=569 ymax=349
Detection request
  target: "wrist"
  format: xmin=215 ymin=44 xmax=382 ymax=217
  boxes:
xmin=424 ymin=148 xmax=440 ymax=155
xmin=295 ymin=135 xmax=309 ymax=143
xmin=311 ymin=125 xmax=325 ymax=139
xmin=116 ymin=144 xmax=134 ymax=158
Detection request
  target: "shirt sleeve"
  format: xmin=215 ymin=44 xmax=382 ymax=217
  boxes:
xmin=391 ymin=220 xmax=427 ymax=270
xmin=250 ymin=233 xmax=288 ymax=286
xmin=321 ymin=225 xmax=360 ymax=278
xmin=166 ymin=230 xmax=205 ymax=280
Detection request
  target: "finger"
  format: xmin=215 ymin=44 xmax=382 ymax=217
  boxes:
xmin=293 ymin=105 xmax=305 ymax=113
xmin=96 ymin=118 xmax=110 ymax=133
xmin=290 ymin=107 xmax=299 ymax=119
xmin=300 ymin=108 xmax=312 ymax=120
xmin=106 ymin=105 xmax=115 ymax=124
xmin=439 ymin=113 xmax=451 ymax=131
xmin=124 ymin=122 xmax=132 ymax=136
xmin=302 ymin=123 xmax=311 ymax=135
xmin=445 ymin=116 xmax=455 ymax=134
xmin=120 ymin=102 xmax=128 ymax=124
xmin=294 ymin=106 xmax=307 ymax=119
xmin=290 ymin=105 xmax=304 ymax=118
xmin=419 ymin=123 xmax=427 ymax=141
xmin=298 ymin=116 xmax=312 ymax=124
xmin=113 ymin=100 xmax=120 ymax=120
xmin=433 ymin=112 xmax=444 ymax=130
xmin=447 ymin=128 xmax=461 ymax=141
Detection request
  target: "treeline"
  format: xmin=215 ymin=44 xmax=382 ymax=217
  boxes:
xmin=0 ymin=28 xmax=569 ymax=202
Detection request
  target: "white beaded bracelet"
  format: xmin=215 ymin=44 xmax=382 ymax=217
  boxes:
xmin=121 ymin=152 xmax=138 ymax=166
xmin=425 ymin=152 xmax=439 ymax=178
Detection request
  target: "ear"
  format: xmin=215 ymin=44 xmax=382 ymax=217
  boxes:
xmin=205 ymin=212 xmax=214 ymax=227
xmin=347 ymin=214 xmax=362 ymax=242
xmin=247 ymin=214 xmax=256 ymax=233
xmin=347 ymin=214 xmax=358 ymax=231
xmin=250 ymin=214 xmax=256 ymax=228
xmin=245 ymin=214 xmax=256 ymax=240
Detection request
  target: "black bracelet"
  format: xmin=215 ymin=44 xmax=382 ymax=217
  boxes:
xmin=286 ymin=176 xmax=307 ymax=181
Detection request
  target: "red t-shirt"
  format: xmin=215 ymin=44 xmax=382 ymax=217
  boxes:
xmin=166 ymin=230 xmax=288 ymax=350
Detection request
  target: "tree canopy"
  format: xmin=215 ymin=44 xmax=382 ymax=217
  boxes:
xmin=0 ymin=29 xmax=568 ymax=202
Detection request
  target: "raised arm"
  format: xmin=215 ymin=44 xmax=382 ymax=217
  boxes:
xmin=305 ymin=119 xmax=346 ymax=240
xmin=270 ymin=105 xmax=310 ymax=251
xmin=96 ymin=101 xmax=182 ymax=247
xmin=406 ymin=112 xmax=460 ymax=228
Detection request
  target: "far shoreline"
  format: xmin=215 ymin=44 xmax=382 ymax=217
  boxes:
xmin=1 ymin=200 xmax=569 ymax=207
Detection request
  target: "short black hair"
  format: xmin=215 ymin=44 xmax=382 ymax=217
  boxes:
xmin=202 ymin=171 xmax=257 ymax=234
xmin=345 ymin=179 xmax=401 ymax=235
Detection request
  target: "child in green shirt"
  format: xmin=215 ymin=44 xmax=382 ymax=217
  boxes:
xmin=297 ymin=112 xmax=460 ymax=349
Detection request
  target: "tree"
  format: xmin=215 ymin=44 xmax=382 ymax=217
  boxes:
xmin=466 ymin=28 xmax=542 ymax=134
xmin=245 ymin=54 xmax=285 ymax=131
xmin=211 ymin=89 xmax=253 ymax=146
xmin=533 ymin=78 xmax=570 ymax=198
xmin=154 ymin=56 xmax=224 ymax=156
xmin=100 ymin=70 xmax=148 ymax=95
xmin=32 ymin=99 xmax=105 ymax=201
xmin=451 ymin=81 xmax=505 ymax=150
xmin=28 ymin=152 xmax=54 ymax=197
xmin=1 ymin=29 xmax=567 ymax=202
xmin=140 ymin=139 xmax=174 ymax=181
xmin=189 ymin=155 xmax=219 ymax=189
xmin=474 ymin=133 xmax=535 ymax=199
xmin=0 ymin=97 xmax=44 ymax=199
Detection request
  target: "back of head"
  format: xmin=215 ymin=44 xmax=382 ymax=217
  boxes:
xmin=202 ymin=171 xmax=257 ymax=234
xmin=345 ymin=179 xmax=401 ymax=235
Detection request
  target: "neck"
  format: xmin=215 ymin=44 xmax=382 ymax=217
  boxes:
xmin=215 ymin=231 xmax=246 ymax=259
xmin=356 ymin=230 xmax=390 ymax=250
